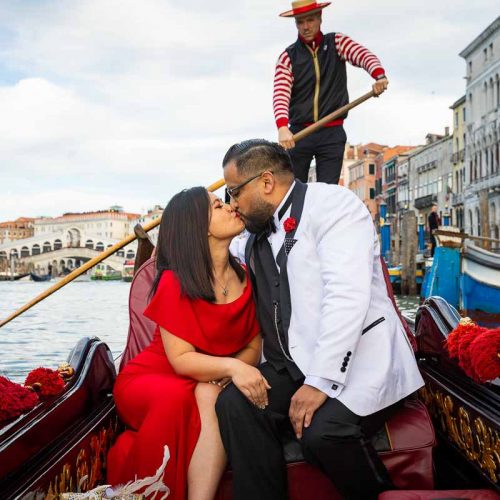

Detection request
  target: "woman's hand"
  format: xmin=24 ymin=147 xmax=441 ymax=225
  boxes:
xmin=229 ymin=360 xmax=271 ymax=409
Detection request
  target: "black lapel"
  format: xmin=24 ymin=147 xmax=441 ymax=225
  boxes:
xmin=277 ymin=180 xmax=308 ymax=338
xmin=244 ymin=233 xmax=257 ymax=298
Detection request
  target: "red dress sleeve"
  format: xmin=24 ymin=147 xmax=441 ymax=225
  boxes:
xmin=143 ymin=270 xmax=260 ymax=356
xmin=143 ymin=270 xmax=199 ymax=343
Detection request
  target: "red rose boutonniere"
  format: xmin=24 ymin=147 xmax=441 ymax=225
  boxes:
xmin=283 ymin=217 xmax=297 ymax=233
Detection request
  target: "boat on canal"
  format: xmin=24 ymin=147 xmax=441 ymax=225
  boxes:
xmin=420 ymin=228 xmax=500 ymax=319
xmin=1 ymin=225 xmax=500 ymax=499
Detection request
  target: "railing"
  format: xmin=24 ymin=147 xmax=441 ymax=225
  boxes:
xmin=417 ymin=161 xmax=437 ymax=174
xmin=450 ymin=149 xmax=465 ymax=164
xmin=414 ymin=194 xmax=437 ymax=209
xmin=452 ymin=192 xmax=464 ymax=205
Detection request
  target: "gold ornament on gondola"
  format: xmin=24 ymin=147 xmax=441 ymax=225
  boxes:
xmin=58 ymin=362 xmax=76 ymax=380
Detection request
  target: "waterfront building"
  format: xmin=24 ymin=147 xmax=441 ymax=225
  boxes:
xmin=459 ymin=16 xmax=500 ymax=243
xmin=34 ymin=207 xmax=139 ymax=242
xmin=0 ymin=207 xmax=140 ymax=275
xmin=382 ymin=146 xmax=418 ymax=217
xmin=133 ymin=205 xmax=164 ymax=245
xmin=307 ymin=142 xmax=364 ymax=187
xmin=340 ymin=143 xmax=366 ymax=187
xmin=349 ymin=143 xmax=386 ymax=220
xmin=408 ymin=130 xmax=453 ymax=225
xmin=0 ymin=217 xmax=34 ymax=245
xmin=449 ymin=95 xmax=467 ymax=229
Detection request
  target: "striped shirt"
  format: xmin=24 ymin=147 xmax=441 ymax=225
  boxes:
xmin=273 ymin=32 xmax=385 ymax=128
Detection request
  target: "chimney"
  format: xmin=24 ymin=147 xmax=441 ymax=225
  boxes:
xmin=445 ymin=126 xmax=450 ymax=136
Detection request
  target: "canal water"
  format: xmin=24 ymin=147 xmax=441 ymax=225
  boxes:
xmin=0 ymin=281 xmax=420 ymax=383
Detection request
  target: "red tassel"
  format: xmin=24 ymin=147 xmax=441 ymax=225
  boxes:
xmin=458 ymin=327 xmax=485 ymax=379
xmin=0 ymin=376 xmax=39 ymax=422
xmin=445 ymin=319 xmax=480 ymax=359
xmin=25 ymin=367 xmax=65 ymax=397
xmin=469 ymin=328 xmax=500 ymax=383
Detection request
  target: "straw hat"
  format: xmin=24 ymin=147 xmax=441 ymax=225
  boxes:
xmin=279 ymin=0 xmax=331 ymax=18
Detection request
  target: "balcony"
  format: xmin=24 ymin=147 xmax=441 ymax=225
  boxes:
xmin=450 ymin=149 xmax=465 ymax=164
xmin=414 ymin=194 xmax=437 ymax=209
xmin=452 ymin=192 xmax=464 ymax=205
xmin=416 ymin=161 xmax=437 ymax=174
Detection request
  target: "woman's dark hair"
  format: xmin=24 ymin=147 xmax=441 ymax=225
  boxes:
xmin=150 ymin=187 xmax=245 ymax=301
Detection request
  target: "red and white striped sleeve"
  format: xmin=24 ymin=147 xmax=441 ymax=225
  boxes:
xmin=273 ymin=50 xmax=294 ymax=129
xmin=334 ymin=33 xmax=385 ymax=79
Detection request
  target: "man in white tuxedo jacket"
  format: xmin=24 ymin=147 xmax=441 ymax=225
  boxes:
xmin=216 ymin=139 xmax=424 ymax=500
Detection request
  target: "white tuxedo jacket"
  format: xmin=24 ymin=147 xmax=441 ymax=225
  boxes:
xmin=233 ymin=182 xmax=424 ymax=416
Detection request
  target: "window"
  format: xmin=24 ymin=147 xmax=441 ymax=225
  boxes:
xmin=455 ymin=111 xmax=458 ymax=127
xmin=369 ymin=163 xmax=375 ymax=175
xmin=369 ymin=188 xmax=375 ymax=200
xmin=497 ymin=76 xmax=500 ymax=107
xmin=468 ymin=61 xmax=472 ymax=76
xmin=484 ymin=48 xmax=488 ymax=62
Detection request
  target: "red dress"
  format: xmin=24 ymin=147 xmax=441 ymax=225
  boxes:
xmin=107 ymin=270 xmax=259 ymax=499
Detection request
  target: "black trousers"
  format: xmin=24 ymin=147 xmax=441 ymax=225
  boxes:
xmin=289 ymin=125 xmax=347 ymax=185
xmin=215 ymin=362 xmax=400 ymax=500
xmin=430 ymin=233 xmax=437 ymax=256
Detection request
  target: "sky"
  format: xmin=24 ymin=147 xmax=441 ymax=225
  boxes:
xmin=0 ymin=0 xmax=498 ymax=221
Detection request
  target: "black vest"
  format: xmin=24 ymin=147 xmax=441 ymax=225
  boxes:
xmin=286 ymin=32 xmax=349 ymax=126
xmin=245 ymin=182 xmax=308 ymax=381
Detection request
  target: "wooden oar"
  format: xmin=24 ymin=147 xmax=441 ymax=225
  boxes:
xmin=0 ymin=90 xmax=376 ymax=329
xmin=292 ymin=89 xmax=375 ymax=143
xmin=0 ymin=179 xmax=225 ymax=328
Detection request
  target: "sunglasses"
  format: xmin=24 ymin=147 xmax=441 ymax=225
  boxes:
xmin=225 ymin=170 xmax=273 ymax=201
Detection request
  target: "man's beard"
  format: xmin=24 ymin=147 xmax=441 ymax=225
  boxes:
xmin=238 ymin=200 xmax=275 ymax=234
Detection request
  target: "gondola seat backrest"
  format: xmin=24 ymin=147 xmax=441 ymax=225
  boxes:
xmin=120 ymin=257 xmax=157 ymax=371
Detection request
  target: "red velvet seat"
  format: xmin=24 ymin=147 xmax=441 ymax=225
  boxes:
xmin=379 ymin=490 xmax=500 ymax=499
xmin=122 ymin=258 xmax=436 ymax=497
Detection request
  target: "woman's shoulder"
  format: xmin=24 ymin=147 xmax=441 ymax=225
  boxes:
xmin=149 ymin=270 xmax=183 ymax=306
xmin=157 ymin=269 xmax=180 ymax=291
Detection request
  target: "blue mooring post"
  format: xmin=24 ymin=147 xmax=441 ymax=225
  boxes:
xmin=443 ymin=206 xmax=450 ymax=227
xmin=418 ymin=214 xmax=425 ymax=252
xmin=380 ymin=203 xmax=390 ymax=260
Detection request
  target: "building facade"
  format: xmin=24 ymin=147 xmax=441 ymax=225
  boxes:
xmin=408 ymin=131 xmax=453 ymax=225
xmin=460 ymin=16 xmax=500 ymax=241
xmin=0 ymin=217 xmax=34 ymax=244
xmin=133 ymin=205 xmax=164 ymax=245
xmin=348 ymin=143 xmax=385 ymax=220
xmin=0 ymin=208 xmax=140 ymax=275
xmin=450 ymin=95 xmax=467 ymax=229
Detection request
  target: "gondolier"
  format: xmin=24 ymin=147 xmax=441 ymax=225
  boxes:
xmin=274 ymin=0 xmax=389 ymax=184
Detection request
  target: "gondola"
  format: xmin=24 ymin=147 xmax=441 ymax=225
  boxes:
xmin=29 ymin=272 xmax=52 ymax=282
xmin=1 ymin=233 xmax=499 ymax=500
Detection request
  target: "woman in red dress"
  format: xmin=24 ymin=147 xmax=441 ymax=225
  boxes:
xmin=107 ymin=187 xmax=270 ymax=499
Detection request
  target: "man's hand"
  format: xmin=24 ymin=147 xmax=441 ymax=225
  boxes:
xmin=289 ymin=384 xmax=328 ymax=439
xmin=372 ymin=77 xmax=389 ymax=97
xmin=278 ymin=126 xmax=295 ymax=150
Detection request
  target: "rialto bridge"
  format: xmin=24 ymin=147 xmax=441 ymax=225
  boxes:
xmin=0 ymin=230 xmax=137 ymax=275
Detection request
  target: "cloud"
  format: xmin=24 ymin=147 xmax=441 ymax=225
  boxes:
xmin=0 ymin=1 xmax=498 ymax=220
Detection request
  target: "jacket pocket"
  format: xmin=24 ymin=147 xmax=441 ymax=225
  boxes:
xmin=362 ymin=316 xmax=385 ymax=335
